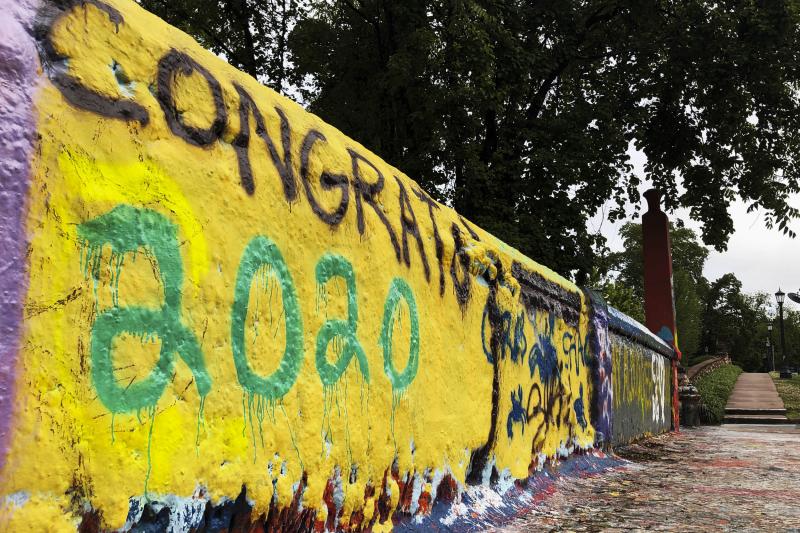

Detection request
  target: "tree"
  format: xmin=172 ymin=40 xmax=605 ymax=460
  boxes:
xmin=137 ymin=0 xmax=800 ymax=283
xmin=599 ymin=278 xmax=645 ymax=324
xmin=600 ymin=222 xmax=774 ymax=367
xmin=778 ymin=308 xmax=800 ymax=369
xmin=601 ymin=222 xmax=708 ymax=356
xmin=673 ymin=269 xmax=705 ymax=359
xmin=289 ymin=0 xmax=800 ymax=282
xmin=290 ymin=0 xmax=633 ymax=279
xmin=700 ymin=276 xmax=770 ymax=370
xmin=137 ymin=0 xmax=309 ymax=93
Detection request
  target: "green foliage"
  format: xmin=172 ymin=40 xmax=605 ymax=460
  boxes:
xmin=610 ymin=223 xmax=710 ymax=293
xmin=701 ymin=280 xmax=772 ymax=371
xmin=600 ymin=280 xmax=644 ymax=324
xmin=138 ymin=0 xmax=800 ymax=282
xmin=599 ymin=222 xmax=778 ymax=369
xmin=773 ymin=309 xmax=800 ymax=369
xmin=137 ymin=0 xmax=310 ymax=91
xmin=693 ymin=364 xmax=743 ymax=424
xmin=673 ymin=269 xmax=704 ymax=358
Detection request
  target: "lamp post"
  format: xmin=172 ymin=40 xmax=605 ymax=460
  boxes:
xmin=776 ymin=289 xmax=790 ymax=378
xmin=764 ymin=339 xmax=769 ymax=372
xmin=767 ymin=323 xmax=775 ymax=373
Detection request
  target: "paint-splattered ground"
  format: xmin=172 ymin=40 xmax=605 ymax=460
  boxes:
xmin=497 ymin=425 xmax=800 ymax=532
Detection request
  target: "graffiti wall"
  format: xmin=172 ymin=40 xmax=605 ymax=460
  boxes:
xmin=0 ymin=0 xmax=673 ymax=530
xmin=609 ymin=309 xmax=672 ymax=445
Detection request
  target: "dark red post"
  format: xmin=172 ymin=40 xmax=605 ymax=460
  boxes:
xmin=642 ymin=189 xmax=681 ymax=431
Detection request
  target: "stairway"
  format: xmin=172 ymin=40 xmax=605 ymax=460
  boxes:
xmin=724 ymin=373 xmax=790 ymax=424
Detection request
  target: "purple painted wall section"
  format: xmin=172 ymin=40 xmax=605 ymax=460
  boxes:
xmin=584 ymin=289 xmax=613 ymax=448
xmin=0 ymin=0 xmax=38 ymax=466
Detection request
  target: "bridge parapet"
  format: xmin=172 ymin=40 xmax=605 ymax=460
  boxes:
xmin=0 ymin=0 xmax=677 ymax=529
xmin=687 ymin=355 xmax=732 ymax=382
xmin=607 ymin=307 xmax=674 ymax=444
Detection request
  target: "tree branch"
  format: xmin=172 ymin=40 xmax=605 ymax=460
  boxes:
xmin=148 ymin=0 xmax=239 ymax=64
xmin=524 ymin=4 xmax=623 ymax=125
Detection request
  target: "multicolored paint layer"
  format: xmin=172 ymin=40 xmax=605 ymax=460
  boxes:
xmin=609 ymin=309 xmax=672 ymax=445
xmin=0 ymin=1 xmax=675 ymax=530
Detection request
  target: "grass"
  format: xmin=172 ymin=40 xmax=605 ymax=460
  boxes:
xmin=693 ymin=364 xmax=743 ymax=424
xmin=770 ymin=373 xmax=800 ymax=420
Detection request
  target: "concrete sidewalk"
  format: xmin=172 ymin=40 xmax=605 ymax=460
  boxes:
xmin=724 ymin=372 xmax=788 ymax=423
xmin=498 ymin=425 xmax=800 ymax=532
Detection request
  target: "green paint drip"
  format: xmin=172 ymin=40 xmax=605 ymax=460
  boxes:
xmin=231 ymin=235 xmax=304 ymax=461
xmin=247 ymin=393 xmax=257 ymax=463
xmin=320 ymin=384 xmax=335 ymax=451
xmin=342 ymin=366 xmax=355 ymax=467
xmin=144 ymin=405 xmax=156 ymax=501
xmin=195 ymin=396 xmax=206 ymax=451
xmin=241 ymin=393 xmax=248 ymax=438
xmin=110 ymin=251 xmax=124 ymax=307
xmin=255 ymin=395 xmax=266 ymax=449
xmin=280 ymin=404 xmax=304 ymax=473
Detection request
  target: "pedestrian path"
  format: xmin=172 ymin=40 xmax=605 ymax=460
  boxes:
xmin=724 ymin=372 xmax=788 ymax=423
xmin=497 ymin=425 xmax=800 ymax=531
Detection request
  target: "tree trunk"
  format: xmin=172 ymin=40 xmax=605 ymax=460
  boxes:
xmin=225 ymin=0 xmax=259 ymax=78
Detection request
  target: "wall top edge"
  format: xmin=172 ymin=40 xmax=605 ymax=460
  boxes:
xmin=607 ymin=306 xmax=676 ymax=359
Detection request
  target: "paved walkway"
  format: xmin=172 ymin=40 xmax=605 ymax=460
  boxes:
xmin=496 ymin=425 xmax=800 ymax=532
xmin=724 ymin=373 xmax=787 ymax=423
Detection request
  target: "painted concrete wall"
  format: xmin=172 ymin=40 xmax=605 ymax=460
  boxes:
xmin=0 ymin=0 xmax=674 ymax=530
xmin=608 ymin=308 xmax=673 ymax=445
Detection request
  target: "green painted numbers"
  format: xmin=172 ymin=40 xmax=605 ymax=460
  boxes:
xmin=80 ymin=206 xmax=421 ymax=413
xmin=381 ymin=278 xmax=420 ymax=392
xmin=78 ymin=205 xmax=211 ymax=414
xmin=231 ymin=236 xmax=304 ymax=400
xmin=315 ymin=254 xmax=370 ymax=386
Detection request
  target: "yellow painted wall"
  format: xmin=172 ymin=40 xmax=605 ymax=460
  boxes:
xmin=0 ymin=0 xmax=598 ymax=530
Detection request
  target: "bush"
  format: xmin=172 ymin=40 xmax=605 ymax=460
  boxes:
xmin=693 ymin=364 xmax=743 ymax=424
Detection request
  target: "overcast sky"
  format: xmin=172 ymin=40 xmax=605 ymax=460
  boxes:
xmin=590 ymin=146 xmax=800 ymax=302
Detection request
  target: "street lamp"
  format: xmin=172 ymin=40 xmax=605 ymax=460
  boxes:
xmin=765 ymin=339 xmax=771 ymax=372
xmin=767 ymin=324 xmax=775 ymax=372
xmin=776 ymin=289 xmax=790 ymax=378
